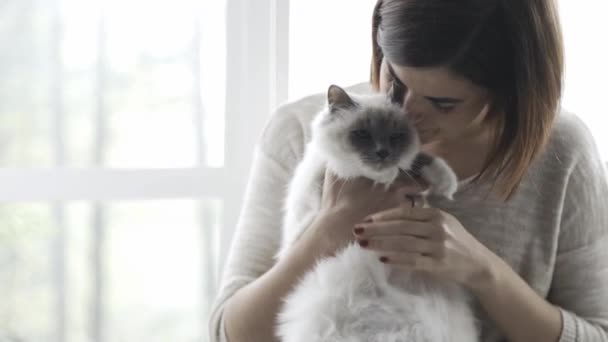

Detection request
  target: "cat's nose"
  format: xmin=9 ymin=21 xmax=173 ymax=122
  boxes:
xmin=376 ymin=149 xmax=390 ymax=159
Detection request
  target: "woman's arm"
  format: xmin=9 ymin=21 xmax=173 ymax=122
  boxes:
xmin=471 ymin=123 xmax=608 ymax=342
xmin=356 ymin=137 xmax=608 ymax=342
xmin=471 ymin=223 xmax=608 ymax=342
xmin=223 ymin=211 xmax=349 ymax=342
xmin=208 ymin=110 xmax=306 ymax=342
xmin=222 ymin=218 xmax=321 ymax=342
xmin=358 ymin=204 xmax=565 ymax=342
xmin=470 ymin=254 xmax=563 ymax=342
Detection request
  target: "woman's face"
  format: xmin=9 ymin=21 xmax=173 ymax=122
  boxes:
xmin=379 ymin=58 xmax=493 ymax=145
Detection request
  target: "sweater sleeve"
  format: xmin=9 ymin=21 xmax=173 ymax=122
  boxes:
xmin=548 ymin=119 xmax=608 ymax=342
xmin=207 ymin=111 xmax=304 ymax=342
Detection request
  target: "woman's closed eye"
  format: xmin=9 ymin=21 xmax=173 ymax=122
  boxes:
xmin=390 ymin=81 xmax=406 ymax=105
xmin=386 ymin=64 xmax=408 ymax=95
xmin=430 ymin=100 xmax=456 ymax=113
xmin=425 ymin=96 xmax=462 ymax=114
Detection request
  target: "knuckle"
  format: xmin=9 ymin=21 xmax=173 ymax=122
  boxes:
xmin=411 ymin=255 xmax=421 ymax=267
xmin=399 ymin=202 xmax=413 ymax=214
xmin=398 ymin=201 xmax=410 ymax=210
xmin=434 ymin=226 xmax=448 ymax=241
xmin=370 ymin=238 xmax=382 ymax=249
xmin=430 ymin=216 xmax=441 ymax=226
xmin=429 ymin=210 xmax=444 ymax=225
xmin=434 ymin=243 xmax=447 ymax=259
xmin=369 ymin=213 xmax=383 ymax=222
xmin=404 ymin=236 xmax=417 ymax=247
xmin=423 ymin=240 xmax=436 ymax=254
xmin=430 ymin=207 xmax=442 ymax=217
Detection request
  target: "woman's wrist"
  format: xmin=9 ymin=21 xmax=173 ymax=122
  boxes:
xmin=465 ymin=247 xmax=504 ymax=296
xmin=305 ymin=207 xmax=361 ymax=258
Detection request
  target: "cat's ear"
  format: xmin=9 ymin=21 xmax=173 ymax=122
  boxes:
xmin=387 ymin=82 xmax=405 ymax=106
xmin=327 ymin=85 xmax=356 ymax=111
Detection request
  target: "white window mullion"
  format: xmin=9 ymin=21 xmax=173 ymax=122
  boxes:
xmin=269 ymin=0 xmax=290 ymax=108
xmin=91 ymin=203 xmax=106 ymax=342
xmin=50 ymin=0 xmax=67 ymax=340
xmin=221 ymin=0 xmax=291 ymax=271
xmin=92 ymin=7 xmax=108 ymax=341
xmin=51 ymin=205 xmax=67 ymax=342
xmin=192 ymin=3 xmax=219 ymax=337
xmin=192 ymin=9 xmax=206 ymax=166
xmin=0 ymin=168 xmax=227 ymax=201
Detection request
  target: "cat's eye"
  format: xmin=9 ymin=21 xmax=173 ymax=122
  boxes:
xmin=352 ymin=130 xmax=371 ymax=139
xmin=389 ymin=133 xmax=405 ymax=142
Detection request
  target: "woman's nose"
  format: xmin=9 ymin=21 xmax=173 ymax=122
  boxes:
xmin=403 ymin=94 xmax=423 ymax=123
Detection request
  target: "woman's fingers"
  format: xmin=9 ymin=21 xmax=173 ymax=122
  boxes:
xmin=360 ymin=235 xmax=437 ymax=254
xmin=354 ymin=220 xmax=432 ymax=239
xmin=364 ymin=204 xmax=439 ymax=223
xmin=376 ymin=251 xmax=436 ymax=270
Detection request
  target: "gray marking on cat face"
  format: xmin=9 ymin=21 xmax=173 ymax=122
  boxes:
xmin=347 ymin=106 xmax=413 ymax=170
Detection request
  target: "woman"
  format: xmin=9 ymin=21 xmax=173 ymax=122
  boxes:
xmin=209 ymin=0 xmax=608 ymax=341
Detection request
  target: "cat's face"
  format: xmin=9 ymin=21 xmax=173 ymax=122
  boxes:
xmin=347 ymin=109 xmax=414 ymax=170
xmin=312 ymin=85 xmax=419 ymax=176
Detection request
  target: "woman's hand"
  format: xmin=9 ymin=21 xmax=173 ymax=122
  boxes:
xmin=352 ymin=204 xmax=496 ymax=290
xmin=299 ymin=168 xmax=426 ymax=260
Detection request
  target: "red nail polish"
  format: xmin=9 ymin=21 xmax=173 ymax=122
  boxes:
xmin=353 ymin=227 xmax=364 ymax=235
xmin=379 ymin=256 xmax=389 ymax=263
xmin=358 ymin=240 xmax=368 ymax=247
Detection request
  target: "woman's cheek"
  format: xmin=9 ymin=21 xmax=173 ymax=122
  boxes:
xmin=419 ymin=128 xmax=441 ymax=144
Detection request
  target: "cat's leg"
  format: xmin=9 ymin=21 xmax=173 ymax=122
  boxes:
xmin=410 ymin=153 xmax=458 ymax=200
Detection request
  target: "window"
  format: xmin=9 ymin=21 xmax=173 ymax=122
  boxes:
xmin=0 ymin=0 xmax=226 ymax=340
xmin=288 ymin=0 xmax=376 ymax=101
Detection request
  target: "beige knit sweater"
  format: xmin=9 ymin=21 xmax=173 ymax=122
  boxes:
xmin=209 ymin=83 xmax=608 ymax=342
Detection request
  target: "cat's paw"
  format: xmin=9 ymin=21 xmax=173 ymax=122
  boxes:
xmin=420 ymin=157 xmax=458 ymax=200
xmin=431 ymin=174 xmax=458 ymax=200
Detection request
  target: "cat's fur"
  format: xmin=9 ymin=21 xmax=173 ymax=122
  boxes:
xmin=274 ymin=85 xmax=479 ymax=342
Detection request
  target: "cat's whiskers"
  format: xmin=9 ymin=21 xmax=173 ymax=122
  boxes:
xmin=399 ymin=167 xmax=425 ymax=189
xmin=335 ymin=177 xmax=349 ymax=204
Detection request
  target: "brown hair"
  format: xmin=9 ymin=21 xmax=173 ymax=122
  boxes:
xmin=370 ymin=0 xmax=564 ymax=200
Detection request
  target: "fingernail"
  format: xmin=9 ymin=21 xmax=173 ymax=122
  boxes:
xmin=353 ymin=227 xmax=364 ymax=235
xmin=379 ymin=256 xmax=389 ymax=263
xmin=358 ymin=239 xmax=368 ymax=247
xmin=364 ymin=216 xmax=373 ymax=223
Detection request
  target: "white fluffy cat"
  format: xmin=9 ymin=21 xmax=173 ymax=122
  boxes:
xmin=274 ymin=85 xmax=479 ymax=342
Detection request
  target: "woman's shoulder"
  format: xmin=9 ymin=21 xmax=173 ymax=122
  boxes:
xmin=526 ymin=108 xmax=607 ymax=205
xmin=259 ymin=82 xmax=373 ymax=166
xmin=544 ymin=108 xmax=604 ymax=168
xmin=506 ymin=109 xmax=604 ymax=204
